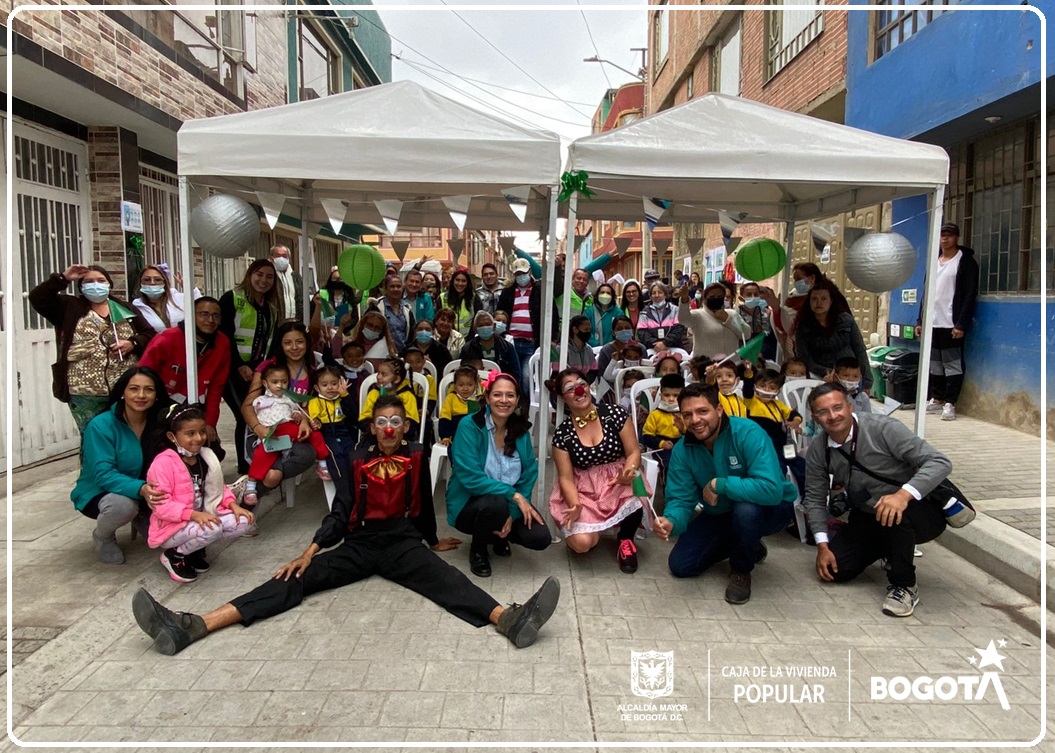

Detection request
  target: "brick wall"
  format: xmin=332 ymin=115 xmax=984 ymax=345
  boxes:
xmin=87 ymin=127 xmax=127 ymax=297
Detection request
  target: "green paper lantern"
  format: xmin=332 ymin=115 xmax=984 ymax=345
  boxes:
xmin=734 ymin=238 xmax=787 ymax=282
xmin=338 ymin=244 xmax=386 ymax=292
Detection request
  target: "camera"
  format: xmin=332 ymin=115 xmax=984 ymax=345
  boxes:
xmin=828 ymin=488 xmax=850 ymax=518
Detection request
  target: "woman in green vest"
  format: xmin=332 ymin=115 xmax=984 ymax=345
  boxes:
xmin=438 ymin=269 xmax=480 ymax=337
xmin=219 ymin=259 xmax=280 ymax=474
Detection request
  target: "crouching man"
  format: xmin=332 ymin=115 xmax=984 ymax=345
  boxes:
xmin=805 ymin=383 xmax=967 ymax=618
xmin=132 ymin=394 xmax=559 ymax=654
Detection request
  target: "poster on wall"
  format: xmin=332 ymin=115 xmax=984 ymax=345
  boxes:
xmin=121 ymin=201 xmax=143 ymax=233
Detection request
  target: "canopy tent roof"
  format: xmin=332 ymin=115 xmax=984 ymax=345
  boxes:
xmin=564 ymin=93 xmax=949 ymax=223
xmin=177 ymin=80 xmax=562 ymax=231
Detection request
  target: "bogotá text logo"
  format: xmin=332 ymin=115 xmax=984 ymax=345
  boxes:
xmin=870 ymin=639 xmax=1010 ymax=710
xmin=631 ymin=650 xmax=674 ymax=699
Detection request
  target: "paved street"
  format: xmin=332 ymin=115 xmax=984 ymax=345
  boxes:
xmin=2 ymin=408 xmax=1050 ymax=748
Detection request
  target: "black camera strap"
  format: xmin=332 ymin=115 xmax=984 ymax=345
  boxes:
xmin=824 ymin=419 xmax=859 ymax=490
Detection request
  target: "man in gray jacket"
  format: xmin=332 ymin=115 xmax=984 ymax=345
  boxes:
xmin=803 ymin=383 xmax=958 ymax=618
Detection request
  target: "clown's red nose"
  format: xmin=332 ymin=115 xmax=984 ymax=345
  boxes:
xmin=384 ymin=427 xmax=395 ymax=438
xmin=574 ymin=385 xmax=587 ymax=397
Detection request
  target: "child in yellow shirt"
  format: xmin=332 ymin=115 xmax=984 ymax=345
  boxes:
xmin=307 ymin=366 xmax=354 ymax=475
xmin=438 ymin=366 xmax=480 ymax=444
xmin=641 ymin=374 xmax=685 ymax=471
xmin=358 ymin=358 xmax=420 ymax=441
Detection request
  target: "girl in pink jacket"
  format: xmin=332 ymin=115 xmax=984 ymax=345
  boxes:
xmin=147 ymin=404 xmax=255 ymax=583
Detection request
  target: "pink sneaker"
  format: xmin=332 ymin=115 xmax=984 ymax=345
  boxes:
xmin=243 ymin=490 xmax=258 ymax=507
xmin=316 ymin=464 xmax=332 ymax=482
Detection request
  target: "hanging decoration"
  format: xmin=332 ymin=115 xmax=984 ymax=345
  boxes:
xmin=338 ymin=244 xmax=387 ymax=292
xmin=558 ymin=170 xmax=595 ymax=203
xmin=734 ymin=238 xmax=787 ymax=282
xmin=724 ymin=236 xmax=743 ymax=254
xmin=321 ymin=199 xmax=349 ymax=235
xmin=447 ymin=237 xmax=466 ymax=265
xmin=845 ymin=232 xmax=916 ymax=293
xmin=442 ymin=196 xmax=472 ymax=231
xmin=256 ymin=192 xmax=287 ymax=230
xmin=810 ymin=220 xmax=839 ymax=254
xmin=718 ymin=210 xmax=747 ymax=238
xmin=502 ymin=186 xmax=531 ymax=223
xmin=189 ymin=194 xmax=261 ymax=259
xmin=498 ymin=236 xmax=517 ymax=254
xmin=574 ymin=235 xmax=587 ymax=251
xmin=374 ymin=200 xmax=404 ymax=236
xmin=653 ymin=237 xmax=672 ymax=257
xmin=390 ymin=239 xmax=411 ymax=262
xmin=844 ymin=226 xmax=869 ymax=248
xmin=613 ymin=237 xmax=633 ymax=257
xmin=643 ymin=197 xmax=671 ymax=230
xmin=686 ymin=238 xmax=706 ymax=257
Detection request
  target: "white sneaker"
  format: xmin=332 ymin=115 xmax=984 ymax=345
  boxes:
xmin=925 ymin=400 xmax=944 ymax=413
xmin=882 ymin=585 xmax=919 ymax=618
xmin=941 ymin=403 xmax=956 ymax=421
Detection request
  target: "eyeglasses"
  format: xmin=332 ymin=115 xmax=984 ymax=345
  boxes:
xmin=561 ymin=379 xmax=588 ymax=394
xmin=196 ymin=312 xmax=222 ymax=321
xmin=374 ymin=416 xmax=405 ymax=429
xmin=141 ymin=277 xmax=166 ymax=285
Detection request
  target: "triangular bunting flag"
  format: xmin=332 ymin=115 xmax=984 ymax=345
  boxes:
xmin=256 ymin=192 xmax=286 ymax=230
xmin=810 ymin=220 xmax=839 ymax=253
xmin=443 ymin=196 xmax=472 ymax=231
xmin=374 ymin=200 xmax=403 ymax=236
xmin=498 ymin=236 xmax=517 ymax=254
xmin=574 ymin=234 xmax=587 ymax=251
xmin=724 ymin=236 xmax=743 ymax=254
xmin=718 ymin=210 xmax=748 ymax=239
xmin=643 ymin=197 xmax=671 ymax=231
xmin=447 ymin=238 xmax=466 ymax=264
xmin=614 ymin=237 xmax=633 ymax=257
xmin=502 ymin=186 xmax=531 ymax=224
xmin=686 ymin=237 xmax=707 ymax=256
xmin=320 ymin=199 xmax=348 ymax=235
xmin=844 ymin=226 xmax=869 ymax=248
xmin=391 ymin=239 xmax=411 ymax=262
xmin=653 ymin=237 xmax=672 ymax=256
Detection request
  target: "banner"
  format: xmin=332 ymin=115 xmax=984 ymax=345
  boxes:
xmin=374 ymin=200 xmax=403 ymax=235
xmin=443 ymin=195 xmax=472 ymax=231
xmin=320 ymin=199 xmax=348 ymax=235
xmin=502 ymin=186 xmax=531 ymax=224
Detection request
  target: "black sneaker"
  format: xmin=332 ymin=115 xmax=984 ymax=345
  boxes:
xmin=132 ymin=588 xmax=207 ymax=656
xmin=186 ymin=548 xmax=210 ymax=573
xmin=617 ymin=539 xmax=638 ymax=574
xmin=160 ymin=549 xmax=197 ymax=583
xmin=756 ymin=541 xmax=768 ymax=565
xmin=493 ymin=539 xmax=512 ymax=558
xmin=496 ymin=576 xmax=561 ymax=648
xmin=469 ymin=549 xmax=492 ymax=578
xmin=725 ymin=571 xmax=752 ymax=604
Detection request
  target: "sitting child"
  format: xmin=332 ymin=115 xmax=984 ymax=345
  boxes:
xmin=706 ymin=359 xmax=753 ymax=418
xmin=744 ymin=369 xmax=805 ymax=489
xmin=641 ymin=373 xmax=685 ymax=471
xmin=780 ymin=357 xmax=809 ymax=381
xmin=688 ymin=355 xmax=713 ymax=384
xmin=358 ymin=357 xmax=420 ymax=440
xmin=307 ymin=366 xmax=355 ymax=478
xmin=494 ymin=310 xmax=513 ymax=344
xmin=602 ymin=340 xmax=647 ymax=384
xmin=439 ymin=366 xmax=480 ymax=444
xmin=148 ymin=404 xmax=256 ymax=582
xmin=618 ymin=368 xmax=649 ymax=430
xmin=404 ymin=347 xmax=438 ymax=411
xmin=245 ymin=364 xmax=330 ymax=506
xmin=833 ymin=356 xmax=872 ymax=415
xmin=338 ymin=341 xmax=368 ymax=444
xmin=653 ymin=354 xmax=683 ymax=379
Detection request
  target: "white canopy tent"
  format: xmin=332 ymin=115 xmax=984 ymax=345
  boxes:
xmin=175 ymin=81 xmax=564 ymax=469
xmin=542 ymin=91 xmax=951 ymax=507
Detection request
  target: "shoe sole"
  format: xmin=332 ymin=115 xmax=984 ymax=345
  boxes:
xmin=725 ymin=591 xmax=751 ymax=605
xmin=132 ymin=588 xmax=164 ymax=639
xmin=946 ymin=508 xmax=976 ymax=528
xmin=160 ymin=552 xmax=196 ymax=583
xmin=153 ymin=629 xmax=182 ymax=656
xmin=510 ymin=576 xmax=561 ymax=649
xmin=882 ymin=596 xmax=920 ymax=618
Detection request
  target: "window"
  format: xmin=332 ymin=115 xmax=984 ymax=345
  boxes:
xmin=873 ymin=0 xmax=951 ymax=61
xmin=299 ymin=21 xmax=341 ymax=99
xmin=711 ymin=20 xmax=741 ymax=96
xmin=945 ymin=117 xmax=1050 ymax=295
xmin=173 ymin=0 xmax=247 ymax=92
xmin=765 ymin=1 xmax=824 ymax=80
xmin=686 ymin=71 xmax=694 ymax=99
xmin=652 ymin=3 xmax=669 ymax=76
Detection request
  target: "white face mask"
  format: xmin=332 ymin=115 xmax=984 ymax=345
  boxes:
xmin=657 ymin=400 xmax=679 ymax=413
xmin=273 ymin=257 xmax=290 ymax=273
xmin=755 ymin=388 xmax=779 ymax=401
xmin=173 ymin=440 xmax=199 ymax=458
xmin=622 ymin=359 xmax=641 ymax=368
xmin=840 ymin=379 xmax=860 ymax=392
xmin=719 ymin=381 xmax=740 ymax=396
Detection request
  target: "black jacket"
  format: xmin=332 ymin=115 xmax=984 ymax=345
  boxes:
xmin=918 ymin=245 xmax=980 ymax=332
xmin=460 ymin=334 xmax=521 ymax=379
xmin=497 ymin=282 xmax=559 ymax=347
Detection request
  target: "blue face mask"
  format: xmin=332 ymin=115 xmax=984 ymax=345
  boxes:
xmin=81 ymin=282 xmax=110 ymax=303
xmin=614 ymin=329 xmax=633 ymax=343
xmin=515 ymin=273 xmax=531 ymax=287
xmin=140 ymin=285 xmax=166 ymax=300
xmin=743 ymin=297 xmax=767 ymax=309
xmin=362 ymin=328 xmax=382 ymax=341
xmin=477 ymin=326 xmax=494 ymax=340
xmin=415 ymin=330 xmax=433 ymax=344
xmin=793 ymin=279 xmax=811 ymax=296
xmin=495 ymin=321 xmax=507 ymax=335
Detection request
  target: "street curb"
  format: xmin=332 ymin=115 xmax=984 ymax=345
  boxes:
xmin=935 ymin=512 xmax=1052 ymax=607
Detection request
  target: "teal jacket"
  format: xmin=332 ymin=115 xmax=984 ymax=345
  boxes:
xmin=664 ymin=416 xmax=797 ymax=536
xmin=71 ymin=404 xmax=146 ymax=511
xmin=586 ymin=303 xmax=625 ymax=346
xmin=445 ymin=410 xmax=538 ymax=527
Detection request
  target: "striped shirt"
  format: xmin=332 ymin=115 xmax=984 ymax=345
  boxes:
xmin=510 ymin=285 xmax=533 ymax=340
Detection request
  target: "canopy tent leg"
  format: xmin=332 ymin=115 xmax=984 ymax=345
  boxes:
xmin=556 ymin=194 xmax=578 ymax=427
xmin=913 ymin=186 xmax=945 ymax=438
xmin=178 ymin=176 xmax=199 ymax=403
xmin=642 ymin=222 xmax=653 ymax=275
xmin=536 ymin=188 xmax=561 ymax=536
xmin=300 ymin=187 xmax=313 ymax=325
xmin=780 ymin=216 xmax=796 ymax=306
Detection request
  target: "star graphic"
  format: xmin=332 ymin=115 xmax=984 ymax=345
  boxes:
xmin=975 ymin=640 xmax=1006 ymax=671
xmin=968 ymin=656 xmax=977 ymax=665
xmin=998 ymin=639 xmax=1008 ymax=648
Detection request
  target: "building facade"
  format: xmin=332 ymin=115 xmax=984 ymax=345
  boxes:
xmin=846 ymin=1 xmax=1051 ymax=434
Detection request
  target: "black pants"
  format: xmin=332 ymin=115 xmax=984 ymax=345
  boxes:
xmin=229 ymin=522 xmax=500 ymax=627
xmin=453 ymin=494 xmax=552 ymax=554
xmin=223 ymin=371 xmax=252 ymax=474
xmin=828 ymin=500 xmax=946 ymax=588
xmin=928 ymin=327 xmax=965 ymax=405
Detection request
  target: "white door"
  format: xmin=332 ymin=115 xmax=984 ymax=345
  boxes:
xmin=8 ymin=121 xmax=91 ymax=466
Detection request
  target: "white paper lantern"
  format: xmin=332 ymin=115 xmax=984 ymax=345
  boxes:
xmin=189 ymin=194 xmax=261 ymax=258
xmin=844 ymin=232 xmax=916 ymax=293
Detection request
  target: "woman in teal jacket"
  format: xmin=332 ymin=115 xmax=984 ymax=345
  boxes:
xmin=585 ymin=283 xmax=625 ymax=347
xmin=71 ymin=366 xmax=170 ymax=565
xmin=446 ymin=372 xmax=550 ymax=577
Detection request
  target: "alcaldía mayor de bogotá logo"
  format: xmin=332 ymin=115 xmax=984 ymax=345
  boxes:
xmin=631 ymin=650 xmax=674 ymax=699
xmin=870 ymin=639 xmax=1011 ymax=710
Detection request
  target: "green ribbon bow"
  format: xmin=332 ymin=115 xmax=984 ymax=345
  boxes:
xmin=558 ymin=170 xmax=595 ymax=203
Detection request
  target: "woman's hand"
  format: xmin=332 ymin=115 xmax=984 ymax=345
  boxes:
xmin=513 ymin=493 xmax=545 ymax=529
xmin=63 ymin=264 xmax=91 ymax=281
xmin=230 ymin=505 xmax=255 ymax=526
xmin=140 ymin=482 xmax=165 ymax=506
xmin=561 ymin=504 xmax=582 ymax=528
xmin=206 ymin=424 xmax=219 ymax=443
xmin=494 ymin=516 xmax=513 ymax=539
xmin=297 ymin=420 xmax=312 ymax=441
xmin=431 ymin=537 xmax=462 ymax=552
xmin=190 ymin=510 xmax=222 ymax=529
xmin=238 ymin=365 xmax=254 ymax=382
xmin=110 ymin=339 xmax=134 ymax=357
xmin=609 ymin=465 xmax=636 ymax=487
xmin=758 ymin=286 xmax=780 ymax=310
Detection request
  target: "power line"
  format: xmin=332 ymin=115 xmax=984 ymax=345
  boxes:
xmin=577 ymin=2 xmax=613 ymax=91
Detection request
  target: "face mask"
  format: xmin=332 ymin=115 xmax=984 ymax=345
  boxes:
xmin=477 ymin=326 xmax=495 ymax=340
xmin=614 ymin=329 xmax=633 ymax=344
xmin=81 ymin=282 xmax=110 ymax=303
xmin=515 ymin=273 xmax=531 ymax=287
xmin=140 ymin=285 xmax=166 ymax=300
xmin=793 ymin=279 xmax=811 ymax=296
xmin=597 ymin=293 xmax=613 ymax=306
xmin=755 ymin=388 xmax=779 ymax=401
xmin=415 ymin=331 xmax=433 ymax=344
xmin=705 ymin=297 xmax=725 ymax=311
xmin=273 ymin=257 xmax=290 ymax=272
xmin=651 ymin=298 xmax=667 ymax=308
xmin=362 ymin=328 xmax=381 ymax=341
xmin=658 ymin=400 xmax=679 ymax=413
xmin=743 ymin=297 xmax=766 ymax=309
xmin=720 ymin=381 xmax=740 ymax=396
xmin=344 ymin=364 xmax=365 ymax=374
xmin=495 ymin=322 xmax=507 ymax=335
xmin=623 ymin=359 xmax=641 ymax=368
xmin=575 ymin=330 xmax=591 ymax=344
xmin=173 ymin=440 xmax=199 ymax=458
xmin=694 ymin=292 xmax=703 ymax=301
xmin=840 ymin=379 xmax=860 ymax=392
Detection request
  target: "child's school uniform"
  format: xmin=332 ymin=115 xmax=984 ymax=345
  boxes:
xmin=847 ymin=388 xmax=872 ymax=415
xmin=641 ymin=406 xmax=684 ymax=470
xmin=438 ymin=391 xmax=480 ymax=441
xmin=146 ymin=447 xmax=252 ymax=552
xmin=358 ymin=380 xmax=420 ymax=438
xmin=250 ymin=390 xmax=328 ymax=479
xmin=308 ymin=394 xmax=355 ymax=475
xmin=743 ymin=392 xmax=804 ymax=493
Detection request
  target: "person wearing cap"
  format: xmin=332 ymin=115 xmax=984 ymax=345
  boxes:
xmin=914 ymin=222 xmax=979 ymax=421
xmin=498 ymin=257 xmax=559 ymax=390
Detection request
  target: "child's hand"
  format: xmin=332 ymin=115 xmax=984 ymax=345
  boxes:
xmin=338 ymin=377 xmax=350 ymax=395
xmin=231 ymin=505 xmax=255 ymax=525
xmin=310 ymin=418 xmax=322 ymax=431
xmin=440 ymin=438 xmax=451 ymax=446
xmin=660 ymin=440 xmax=673 ymax=451
xmin=704 ymin=363 xmax=718 ymax=383
xmin=191 ymin=511 xmax=222 ymax=529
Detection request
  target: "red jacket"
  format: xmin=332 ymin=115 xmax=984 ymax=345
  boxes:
xmin=139 ymin=325 xmax=231 ymax=426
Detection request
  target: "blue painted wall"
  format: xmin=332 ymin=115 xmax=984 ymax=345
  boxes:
xmin=846 ymin=0 xmax=1051 ymax=427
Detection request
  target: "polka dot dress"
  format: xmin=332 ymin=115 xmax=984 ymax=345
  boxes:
xmin=552 ymin=404 xmax=629 ymax=469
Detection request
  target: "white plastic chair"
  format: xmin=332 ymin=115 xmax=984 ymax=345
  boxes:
xmin=787 ymin=468 xmax=809 ymax=545
xmin=628 ymin=377 xmax=662 ymax=439
xmin=780 ymin=378 xmax=824 ymax=453
xmin=614 ymin=365 xmax=655 ymax=403
xmin=357 ymin=373 xmax=428 ymax=443
xmin=527 ymin=348 xmax=542 ymax=428
xmin=417 ymin=358 xmax=438 ymax=385
xmin=442 ymin=358 xmax=500 ymax=378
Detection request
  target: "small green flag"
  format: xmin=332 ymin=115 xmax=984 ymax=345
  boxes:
xmin=281 ymin=388 xmax=315 ymax=404
xmin=465 ymin=399 xmax=481 ymax=415
xmin=107 ymin=299 xmax=137 ymax=323
xmin=631 ymin=472 xmax=648 ymax=498
xmin=735 ymin=333 xmax=765 ymax=364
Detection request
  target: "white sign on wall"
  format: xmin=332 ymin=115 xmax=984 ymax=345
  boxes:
xmin=121 ymin=201 xmax=143 ymax=233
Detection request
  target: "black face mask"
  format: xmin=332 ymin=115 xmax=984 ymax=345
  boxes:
xmin=575 ymin=330 xmax=591 ymax=343
xmin=705 ymin=297 xmax=725 ymax=311
xmin=328 ymin=281 xmax=348 ymax=295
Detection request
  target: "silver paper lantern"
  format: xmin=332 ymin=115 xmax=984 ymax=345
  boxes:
xmin=189 ymin=194 xmax=261 ymax=258
xmin=844 ymin=232 xmax=916 ymax=293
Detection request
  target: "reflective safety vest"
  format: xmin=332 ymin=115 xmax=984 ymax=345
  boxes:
xmin=232 ymin=290 xmax=274 ymax=363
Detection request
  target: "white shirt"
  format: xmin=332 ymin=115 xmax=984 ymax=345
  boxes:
xmin=276 ymin=265 xmax=298 ymax=321
xmin=931 ymin=251 xmax=961 ymax=328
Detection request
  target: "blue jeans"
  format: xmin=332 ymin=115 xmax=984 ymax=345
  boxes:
xmin=668 ymin=500 xmax=793 ymax=577
xmin=512 ymin=337 xmax=537 ymax=393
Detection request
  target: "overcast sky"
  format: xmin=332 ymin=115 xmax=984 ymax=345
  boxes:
xmin=373 ymin=1 xmax=649 ymax=252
